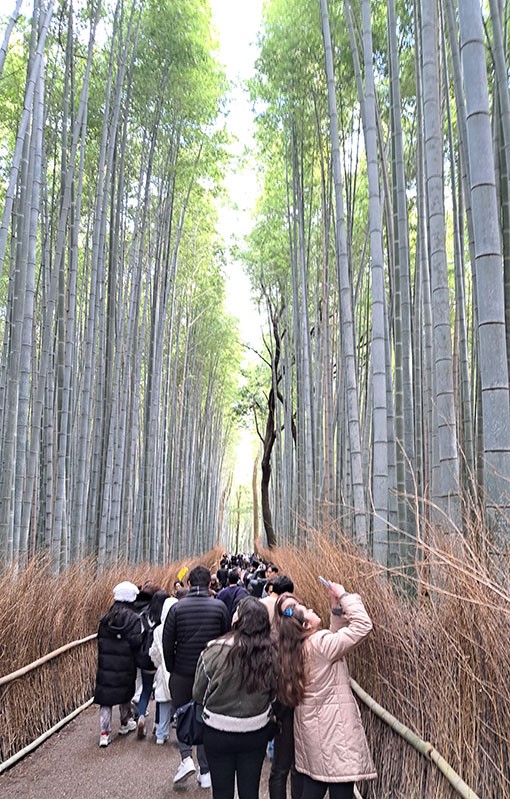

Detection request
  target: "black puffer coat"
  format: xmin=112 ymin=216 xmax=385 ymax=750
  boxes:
xmin=94 ymin=601 xmax=143 ymax=707
xmin=162 ymin=586 xmax=230 ymax=677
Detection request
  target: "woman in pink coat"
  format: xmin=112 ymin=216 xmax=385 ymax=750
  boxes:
xmin=276 ymin=583 xmax=376 ymax=799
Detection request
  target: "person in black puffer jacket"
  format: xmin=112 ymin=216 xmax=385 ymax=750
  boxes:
xmin=163 ymin=565 xmax=230 ymax=788
xmin=94 ymin=581 xmax=143 ymax=747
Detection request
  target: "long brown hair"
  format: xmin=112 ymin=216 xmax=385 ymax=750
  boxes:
xmin=275 ymin=594 xmax=314 ymax=707
xmin=223 ymin=596 xmax=277 ymax=694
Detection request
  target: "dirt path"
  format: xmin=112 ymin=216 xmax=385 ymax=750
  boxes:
xmin=1 ymin=704 xmax=272 ymax=799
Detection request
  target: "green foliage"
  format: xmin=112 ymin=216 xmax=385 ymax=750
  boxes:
xmin=169 ymin=183 xmax=242 ymax=411
xmin=0 ymin=23 xmax=28 ymax=184
xmin=134 ymin=0 xmax=225 ymax=120
xmin=243 ymin=149 xmax=291 ymax=300
xmin=230 ymin=361 xmax=271 ymax=431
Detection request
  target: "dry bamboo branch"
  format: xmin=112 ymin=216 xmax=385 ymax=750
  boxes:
xmin=350 ymin=678 xmax=481 ymax=799
xmin=0 ymin=634 xmax=97 ymax=685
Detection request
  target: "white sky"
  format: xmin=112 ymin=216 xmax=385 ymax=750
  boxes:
xmin=210 ymin=0 xmax=265 ymax=352
xmin=209 ymin=0 xmax=265 ymax=487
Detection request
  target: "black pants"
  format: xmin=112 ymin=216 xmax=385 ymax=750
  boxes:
xmin=203 ymin=724 xmax=269 ymax=799
xmin=269 ymin=706 xmax=303 ymax=799
xmin=301 ymin=774 xmax=354 ymax=799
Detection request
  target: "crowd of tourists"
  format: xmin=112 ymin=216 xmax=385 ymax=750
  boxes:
xmin=94 ymin=553 xmax=376 ymax=799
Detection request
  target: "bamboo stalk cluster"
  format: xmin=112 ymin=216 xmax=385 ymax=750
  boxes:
xmin=0 ymin=0 xmax=240 ymax=569
xmin=246 ymin=0 xmax=510 ymax=567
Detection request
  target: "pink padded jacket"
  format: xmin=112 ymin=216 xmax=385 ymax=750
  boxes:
xmin=293 ymin=593 xmax=377 ymax=784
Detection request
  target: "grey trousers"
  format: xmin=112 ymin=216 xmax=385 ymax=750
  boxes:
xmin=99 ymin=702 xmax=132 ymax=734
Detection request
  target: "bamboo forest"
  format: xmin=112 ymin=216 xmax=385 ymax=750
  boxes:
xmin=3 ymin=2 xmax=510 ymax=797
xmin=1 ymin=0 xmax=510 ymax=573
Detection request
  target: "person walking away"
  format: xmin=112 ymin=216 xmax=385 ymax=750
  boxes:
xmin=135 ymin=588 xmax=169 ymax=739
xmin=163 ymin=565 xmax=230 ymax=787
xmin=216 ymin=559 xmax=229 ymax=589
xmin=149 ymin=593 xmax=178 ymax=743
xmin=193 ymin=597 xmax=277 ymax=799
xmin=130 ymin=580 xmax=159 ymax=717
xmin=94 ymin=581 xmax=142 ymax=746
xmin=216 ymin=568 xmax=249 ymax=619
xmin=276 ymin=583 xmax=376 ymax=799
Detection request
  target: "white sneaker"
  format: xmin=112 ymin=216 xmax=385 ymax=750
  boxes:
xmin=99 ymin=733 xmax=110 ymax=747
xmin=197 ymin=772 xmax=212 ymax=789
xmin=119 ymin=718 xmax=137 ymax=734
xmin=173 ymin=757 xmax=196 ymax=783
xmin=156 ymin=737 xmax=167 ymax=745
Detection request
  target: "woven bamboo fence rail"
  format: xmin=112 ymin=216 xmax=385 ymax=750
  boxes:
xmin=1 ymin=635 xmax=482 ymax=798
xmin=350 ymin=679 xmax=480 ymax=799
xmin=0 ymin=634 xmax=97 ymax=686
xmin=0 ymin=633 xmax=98 ymax=772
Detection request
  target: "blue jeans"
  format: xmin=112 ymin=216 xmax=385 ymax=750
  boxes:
xmin=137 ymin=670 xmax=155 ymax=717
xmin=156 ymin=700 xmax=173 ymax=741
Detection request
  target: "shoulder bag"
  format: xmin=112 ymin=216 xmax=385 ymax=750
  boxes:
xmin=175 ymin=699 xmax=204 ymax=746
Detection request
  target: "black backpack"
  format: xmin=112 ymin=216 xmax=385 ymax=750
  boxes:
xmin=248 ymin=577 xmax=266 ymax=598
xmin=137 ymin=611 xmax=157 ymax=671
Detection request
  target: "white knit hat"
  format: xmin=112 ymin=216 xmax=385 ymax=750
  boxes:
xmin=113 ymin=581 xmax=139 ymax=603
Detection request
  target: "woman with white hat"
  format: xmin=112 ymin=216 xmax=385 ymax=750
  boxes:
xmin=94 ymin=580 xmax=143 ymax=747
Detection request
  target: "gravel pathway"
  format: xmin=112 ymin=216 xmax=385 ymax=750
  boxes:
xmin=1 ymin=704 xmax=272 ymax=799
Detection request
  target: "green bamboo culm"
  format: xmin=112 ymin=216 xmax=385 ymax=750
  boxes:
xmin=350 ymin=679 xmax=481 ymax=799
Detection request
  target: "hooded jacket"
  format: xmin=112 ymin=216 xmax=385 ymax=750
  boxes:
xmin=94 ymin=601 xmax=142 ymax=707
xmin=162 ymin=586 xmax=230 ymax=677
xmin=293 ymin=593 xmax=377 ymax=784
